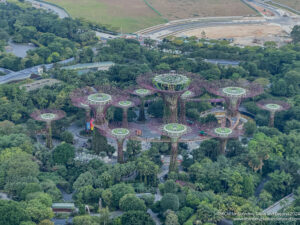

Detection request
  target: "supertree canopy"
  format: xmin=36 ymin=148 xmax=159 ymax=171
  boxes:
xmin=203 ymin=79 xmax=263 ymax=117
xmin=31 ymin=109 xmax=66 ymax=149
xmin=113 ymin=100 xmax=136 ymax=128
xmin=199 ymin=122 xmax=244 ymax=154
xmin=70 ymin=87 xmax=95 ymax=130
xmin=179 ymin=82 xmax=204 ymax=123
xmin=257 ymin=99 xmax=290 ymax=127
xmin=160 ymin=123 xmax=190 ymax=172
xmin=111 ymin=128 xmax=131 ymax=163
xmin=85 ymin=85 xmax=122 ymax=126
xmin=137 ymin=71 xmax=201 ymax=123
xmin=95 ymin=123 xmax=132 ymax=163
xmin=132 ymin=88 xmax=154 ymax=121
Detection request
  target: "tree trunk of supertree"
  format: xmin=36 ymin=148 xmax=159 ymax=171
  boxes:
xmin=122 ymin=108 xmax=128 ymax=128
xmin=164 ymin=94 xmax=179 ymax=123
xmin=220 ymin=139 xmax=228 ymax=155
xmin=95 ymin=107 xmax=106 ymax=126
xmin=227 ymin=98 xmax=240 ymax=117
xmin=117 ymin=139 xmax=125 ymax=164
xmin=269 ymin=111 xmax=275 ymax=127
xmin=138 ymin=97 xmax=146 ymax=121
xmin=169 ymin=140 xmax=178 ymax=172
xmin=179 ymin=98 xmax=186 ymax=124
xmin=46 ymin=121 xmax=53 ymax=149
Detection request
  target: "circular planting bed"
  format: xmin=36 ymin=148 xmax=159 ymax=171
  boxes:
xmin=153 ymin=73 xmax=190 ymax=91
xmin=88 ymin=93 xmax=112 ymax=105
xmin=135 ymin=89 xmax=150 ymax=96
xmin=40 ymin=113 xmax=56 ymax=120
xmin=118 ymin=100 xmax=133 ymax=107
xmin=111 ymin=128 xmax=130 ymax=139
xmin=181 ymin=90 xmax=193 ymax=99
xmin=214 ymin=127 xmax=233 ymax=137
xmin=222 ymin=87 xmax=246 ymax=97
xmin=265 ymin=103 xmax=281 ymax=111
xmin=80 ymin=102 xmax=89 ymax=108
xmin=163 ymin=123 xmax=187 ymax=136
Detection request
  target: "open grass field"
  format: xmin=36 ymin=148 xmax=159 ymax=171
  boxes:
xmin=147 ymin=0 xmax=256 ymax=20
xmin=45 ymin=0 xmax=256 ymax=32
xmin=273 ymin=0 xmax=300 ymax=11
xmin=45 ymin=0 xmax=165 ymax=32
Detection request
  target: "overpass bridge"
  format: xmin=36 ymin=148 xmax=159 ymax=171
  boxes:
xmin=0 ymin=58 xmax=74 ymax=85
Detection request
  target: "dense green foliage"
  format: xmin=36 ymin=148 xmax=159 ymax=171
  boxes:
xmin=0 ymin=1 xmax=300 ymax=224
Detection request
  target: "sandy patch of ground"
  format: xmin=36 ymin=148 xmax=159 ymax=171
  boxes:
xmin=178 ymin=23 xmax=288 ymax=46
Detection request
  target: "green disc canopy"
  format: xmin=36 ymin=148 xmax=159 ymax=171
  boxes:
xmin=40 ymin=113 xmax=56 ymax=120
xmin=222 ymin=87 xmax=246 ymax=97
xmin=265 ymin=103 xmax=281 ymax=111
xmin=153 ymin=73 xmax=190 ymax=91
xmin=134 ymin=88 xmax=151 ymax=96
xmin=214 ymin=127 xmax=233 ymax=137
xmin=111 ymin=128 xmax=130 ymax=139
xmin=118 ymin=100 xmax=133 ymax=108
xmin=88 ymin=93 xmax=112 ymax=105
xmin=163 ymin=123 xmax=188 ymax=139
xmin=181 ymin=90 xmax=194 ymax=99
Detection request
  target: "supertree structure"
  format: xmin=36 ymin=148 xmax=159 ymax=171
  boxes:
xmin=112 ymin=99 xmax=136 ymax=128
xmin=203 ymin=79 xmax=263 ymax=117
xmin=257 ymin=99 xmax=290 ymax=127
xmin=137 ymin=71 xmax=201 ymax=123
xmin=179 ymin=83 xmax=203 ymax=123
xmin=159 ymin=123 xmax=191 ymax=172
xmin=95 ymin=123 xmax=133 ymax=163
xmin=86 ymin=85 xmax=122 ymax=126
xmin=70 ymin=87 xmax=95 ymax=130
xmin=131 ymin=88 xmax=154 ymax=121
xmin=31 ymin=109 xmax=66 ymax=149
xmin=198 ymin=122 xmax=244 ymax=154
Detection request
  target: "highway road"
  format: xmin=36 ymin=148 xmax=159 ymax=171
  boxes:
xmin=25 ymin=0 xmax=69 ymax=18
xmin=0 ymin=58 xmax=74 ymax=85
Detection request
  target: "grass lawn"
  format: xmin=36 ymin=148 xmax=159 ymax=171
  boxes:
xmin=147 ymin=0 xmax=256 ymax=20
xmin=45 ymin=0 xmax=165 ymax=33
xmin=273 ymin=0 xmax=300 ymax=11
xmin=45 ymin=0 xmax=256 ymax=33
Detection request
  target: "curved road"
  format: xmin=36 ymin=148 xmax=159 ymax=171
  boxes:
xmin=24 ymin=0 xmax=300 ymax=41
xmin=25 ymin=0 xmax=69 ymax=18
xmin=136 ymin=0 xmax=300 ymax=39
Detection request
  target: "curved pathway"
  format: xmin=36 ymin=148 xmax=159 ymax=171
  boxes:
xmin=25 ymin=0 xmax=69 ymax=18
xmin=136 ymin=0 xmax=300 ymax=40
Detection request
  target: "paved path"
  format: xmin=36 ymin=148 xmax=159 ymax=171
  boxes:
xmin=25 ymin=0 xmax=69 ymax=18
xmin=67 ymin=123 xmax=89 ymax=149
xmin=255 ymin=177 xmax=270 ymax=197
xmin=266 ymin=0 xmax=300 ymax=15
xmin=263 ymin=193 xmax=295 ymax=214
xmin=0 ymin=58 xmax=74 ymax=84
xmin=0 ymin=68 xmax=13 ymax=74
xmin=147 ymin=209 xmax=161 ymax=225
xmin=0 ymin=192 xmax=11 ymax=200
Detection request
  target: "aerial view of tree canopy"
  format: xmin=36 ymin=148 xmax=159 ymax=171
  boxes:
xmin=0 ymin=1 xmax=300 ymax=224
